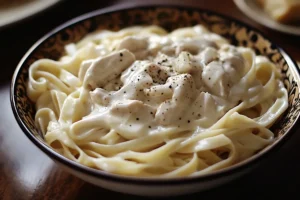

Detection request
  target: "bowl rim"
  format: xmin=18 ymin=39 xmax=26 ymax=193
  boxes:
xmin=10 ymin=4 xmax=300 ymax=185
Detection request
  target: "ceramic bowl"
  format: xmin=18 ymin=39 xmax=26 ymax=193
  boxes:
xmin=10 ymin=5 xmax=300 ymax=197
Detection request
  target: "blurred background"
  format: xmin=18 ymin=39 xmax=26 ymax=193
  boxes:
xmin=1 ymin=0 xmax=300 ymax=199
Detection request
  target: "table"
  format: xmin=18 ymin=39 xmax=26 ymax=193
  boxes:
xmin=1 ymin=0 xmax=300 ymax=199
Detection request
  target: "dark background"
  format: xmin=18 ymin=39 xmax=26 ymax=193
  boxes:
xmin=1 ymin=0 xmax=300 ymax=199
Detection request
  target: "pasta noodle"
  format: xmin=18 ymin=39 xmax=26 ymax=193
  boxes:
xmin=27 ymin=25 xmax=288 ymax=177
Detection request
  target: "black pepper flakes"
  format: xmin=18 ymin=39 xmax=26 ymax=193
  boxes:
xmin=136 ymin=118 xmax=139 ymax=121
xmin=187 ymin=120 xmax=190 ymax=123
xmin=120 ymin=53 xmax=123 ymax=57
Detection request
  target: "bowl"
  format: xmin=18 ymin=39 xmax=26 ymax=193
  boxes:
xmin=10 ymin=5 xmax=300 ymax=197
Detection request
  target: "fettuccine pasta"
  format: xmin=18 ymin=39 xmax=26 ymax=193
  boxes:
xmin=27 ymin=25 xmax=288 ymax=177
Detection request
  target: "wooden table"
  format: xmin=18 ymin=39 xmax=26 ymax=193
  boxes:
xmin=1 ymin=0 xmax=300 ymax=199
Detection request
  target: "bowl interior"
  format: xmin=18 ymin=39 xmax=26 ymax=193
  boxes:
xmin=12 ymin=6 xmax=300 ymax=176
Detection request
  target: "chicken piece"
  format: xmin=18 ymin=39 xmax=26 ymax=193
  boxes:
xmin=197 ymin=47 xmax=219 ymax=65
xmin=222 ymin=54 xmax=245 ymax=83
xmin=202 ymin=61 xmax=230 ymax=97
xmin=219 ymin=45 xmax=247 ymax=83
xmin=146 ymin=64 xmax=170 ymax=84
xmin=155 ymin=74 xmax=197 ymax=125
xmin=109 ymin=100 xmax=156 ymax=139
xmin=174 ymin=51 xmax=201 ymax=74
xmin=83 ymin=49 xmax=135 ymax=90
xmin=117 ymin=36 xmax=149 ymax=60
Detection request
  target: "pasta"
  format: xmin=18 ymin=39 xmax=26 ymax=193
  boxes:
xmin=27 ymin=25 xmax=288 ymax=177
